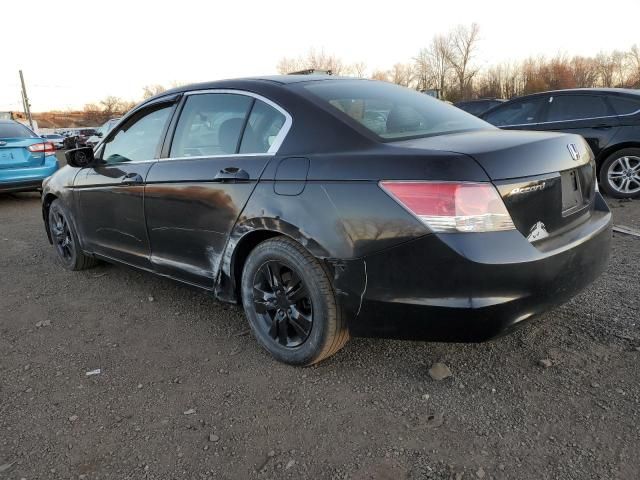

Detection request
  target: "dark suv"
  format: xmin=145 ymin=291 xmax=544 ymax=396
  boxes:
xmin=481 ymin=88 xmax=640 ymax=198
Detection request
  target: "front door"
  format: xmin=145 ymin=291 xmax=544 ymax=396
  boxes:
xmin=74 ymin=102 xmax=176 ymax=268
xmin=144 ymin=91 xmax=289 ymax=287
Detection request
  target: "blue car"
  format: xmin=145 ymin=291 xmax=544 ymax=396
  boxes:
xmin=0 ymin=120 xmax=59 ymax=193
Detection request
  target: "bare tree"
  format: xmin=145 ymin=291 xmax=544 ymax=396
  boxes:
xmin=570 ymin=56 xmax=599 ymax=88
xmin=446 ymin=23 xmax=481 ymax=100
xmin=352 ymin=62 xmax=367 ymax=78
xmin=142 ymin=84 xmax=167 ymax=99
xmin=629 ymin=45 xmax=640 ymax=87
xmin=276 ymin=56 xmax=306 ymax=74
xmin=83 ymin=103 xmax=105 ymax=124
xmin=389 ymin=63 xmax=414 ymax=87
xmin=414 ymin=34 xmax=453 ymax=95
xmin=596 ymin=52 xmax=617 ymax=87
xmin=370 ymin=70 xmax=390 ymax=82
xmin=99 ymin=96 xmax=125 ymax=117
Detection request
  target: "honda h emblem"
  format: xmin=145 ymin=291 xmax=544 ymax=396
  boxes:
xmin=567 ymin=143 xmax=580 ymax=161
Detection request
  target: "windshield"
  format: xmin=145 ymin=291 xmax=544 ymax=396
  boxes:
xmin=0 ymin=122 xmax=37 ymax=139
xmin=304 ymin=80 xmax=492 ymax=140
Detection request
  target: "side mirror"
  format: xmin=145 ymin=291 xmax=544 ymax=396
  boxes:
xmin=65 ymin=147 xmax=95 ymax=168
xmin=96 ymin=132 xmax=103 ymax=138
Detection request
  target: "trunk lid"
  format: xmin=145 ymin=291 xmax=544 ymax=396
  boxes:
xmin=0 ymin=138 xmax=45 ymax=170
xmin=392 ymin=129 xmax=597 ymax=242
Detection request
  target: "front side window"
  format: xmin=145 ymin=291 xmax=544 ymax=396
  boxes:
xmin=101 ymin=105 xmax=173 ymax=164
xmin=304 ymin=80 xmax=490 ymax=141
xmin=483 ymin=98 xmax=546 ymax=126
xmin=170 ymin=94 xmax=253 ymax=157
xmin=546 ymin=95 xmax=610 ymax=122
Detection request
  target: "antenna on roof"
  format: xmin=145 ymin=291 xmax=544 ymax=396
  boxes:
xmin=288 ymin=69 xmax=332 ymax=76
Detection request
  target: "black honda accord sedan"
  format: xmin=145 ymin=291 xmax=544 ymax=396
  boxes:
xmin=42 ymin=76 xmax=612 ymax=365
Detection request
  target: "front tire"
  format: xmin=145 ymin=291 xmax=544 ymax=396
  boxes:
xmin=48 ymin=200 xmax=98 ymax=270
xmin=599 ymin=148 xmax=640 ymax=199
xmin=241 ymin=237 xmax=349 ymax=366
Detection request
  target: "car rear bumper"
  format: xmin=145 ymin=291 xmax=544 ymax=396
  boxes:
xmin=0 ymin=156 xmax=59 ymax=192
xmin=336 ymin=194 xmax=612 ymax=342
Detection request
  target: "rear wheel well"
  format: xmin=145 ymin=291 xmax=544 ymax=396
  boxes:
xmin=596 ymin=142 xmax=640 ymax=172
xmin=232 ymin=230 xmax=282 ymax=302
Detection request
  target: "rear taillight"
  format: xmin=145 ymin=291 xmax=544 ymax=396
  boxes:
xmin=28 ymin=142 xmax=56 ymax=155
xmin=380 ymin=181 xmax=515 ymax=233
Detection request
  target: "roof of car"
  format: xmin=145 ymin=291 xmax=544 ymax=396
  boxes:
xmin=133 ymin=75 xmax=364 ymax=113
xmin=521 ymin=87 xmax=640 ymax=97
xmin=154 ymin=75 xmax=359 ymax=98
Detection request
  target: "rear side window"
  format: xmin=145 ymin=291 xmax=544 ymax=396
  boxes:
xmin=239 ymin=100 xmax=286 ymax=153
xmin=170 ymin=94 xmax=253 ymax=157
xmin=304 ymin=80 xmax=489 ymax=140
xmin=483 ymin=98 xmax=546 ymax=126
xmin=546 ymin=95 xmax=610 ymax=122
xmin=0 ymin=122 xmax=37 ymax=138
xmin=607 ymin=95 xmax=640 ymax=115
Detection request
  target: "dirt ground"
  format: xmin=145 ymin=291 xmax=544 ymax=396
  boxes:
xmin=1 ymin=163 xmax=639 ymax=479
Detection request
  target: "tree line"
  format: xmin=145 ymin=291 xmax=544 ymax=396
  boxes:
xmin=277 ymin=24 xmax=640 ymax=102
xmin=79 ymin=83 xmax=182 ymax=125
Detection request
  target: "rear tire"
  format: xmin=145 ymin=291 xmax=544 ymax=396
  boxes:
xmin=599 ymin=148 xmax=640 ymax=199
xmin=48 ymin=200 xmax=98 ymax=270
xmin=241 ymin=237 xmax=349 ymax=366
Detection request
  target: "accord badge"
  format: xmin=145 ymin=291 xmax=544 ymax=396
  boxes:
xmin=510 ymin=181 xmax=546 ymax=195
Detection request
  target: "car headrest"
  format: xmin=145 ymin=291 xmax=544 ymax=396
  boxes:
xmin=385 ymin=106 xmax=423 ymax=134
xmin=218 ymin=117 xmax=245 ymax=154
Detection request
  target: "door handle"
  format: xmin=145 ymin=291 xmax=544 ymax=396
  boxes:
xmin=121 ymin=172 xmax=143 ymax=185
xmin=593 ymin=124 xmax=612 ymax=130
xmin=214 ymin=167 xmax=250 ymax=182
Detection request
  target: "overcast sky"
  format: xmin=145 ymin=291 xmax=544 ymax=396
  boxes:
xmin=1 ymin=0 xmax=639 ymax=112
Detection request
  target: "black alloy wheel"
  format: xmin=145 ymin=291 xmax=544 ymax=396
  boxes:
xmin=48 ymin=200 xmax=98 ymax=270
xmin=241 ymin=237 xmax=349 ymax=366
xmin=253 ymin=260 xmax=313 ymax=347
xmin=50 ymin=208 xmax=74 ymax=263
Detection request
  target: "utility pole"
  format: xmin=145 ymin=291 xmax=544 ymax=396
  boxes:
xmin=19 ymin=70 xmax=34 ymax=130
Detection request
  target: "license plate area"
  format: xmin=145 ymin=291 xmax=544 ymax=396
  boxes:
xmin=561 ymin=169 xmax=584 ymax=216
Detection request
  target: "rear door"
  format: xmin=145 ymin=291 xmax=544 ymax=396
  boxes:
xmin=145 ymin=90 xmax=290 ymax=287
xmin=73 ymin=99 xmax=177 ymax=268
xmin=537 ymin=93 xmax=619 ymax=157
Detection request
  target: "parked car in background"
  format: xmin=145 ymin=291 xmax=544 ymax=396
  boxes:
xmin=41 ymin=134 xmax=65 ymax=149
xmin=85 ymin=118 xmax=121 ymax=148
xmin=481 ymin=88 xmax=640 ymax=198
xmin=455 ymin=98 xmax=506 ymax=116
xmin=42 ymin=76 xmax=611 ymax=365
xmin=0 ymin=119 xmax=59 ymax=192
xmin=62 ymin=128 xmax=98 ymax=149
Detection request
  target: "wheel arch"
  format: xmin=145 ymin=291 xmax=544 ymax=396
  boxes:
xmin=596 ymin=142 xmax=640 ymax=173
xmin=215 ymin=218 xmax=333 ymax=304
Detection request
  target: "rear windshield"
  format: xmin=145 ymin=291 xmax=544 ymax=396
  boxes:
xmin=304 ymin=80 xmax=491 ymax=140
xmin=0 ymin=122 xmax=37 ymax=139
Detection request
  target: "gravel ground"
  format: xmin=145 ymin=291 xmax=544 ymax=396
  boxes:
xmin=1 ymin=168 xmax=639 ymax=479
